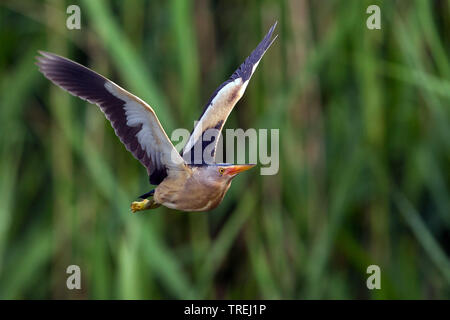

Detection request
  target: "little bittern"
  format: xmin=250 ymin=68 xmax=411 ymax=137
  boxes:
xmin=37 ymin=22 xmax=277 ymax=212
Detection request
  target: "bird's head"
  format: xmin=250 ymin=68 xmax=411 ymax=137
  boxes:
xmin=217 ymin=163 xmax=256 ymax=178
xmin=199 ymin=163 xmax=256 ymax=184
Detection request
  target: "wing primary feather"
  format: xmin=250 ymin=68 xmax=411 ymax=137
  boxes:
xmin=231 ymin=21 xmax=278 ymax=82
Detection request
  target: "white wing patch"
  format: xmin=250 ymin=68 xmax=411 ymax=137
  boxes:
xmin=104 ymin=81 xmax=182 ymax=171
xmin=183 ymin=77 xmax=248 ymax=156
xmin=251 ymin=60 xmax=260 ymax=76
xmin=124 ymin=100 xmax=162 ymax=171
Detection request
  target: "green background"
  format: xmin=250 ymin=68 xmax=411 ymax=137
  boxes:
xmin=0 ymin=0 xmax=449 ymax=299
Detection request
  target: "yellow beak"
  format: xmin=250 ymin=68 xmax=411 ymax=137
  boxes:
xmin=224 ymin=164 xmax=256 ymax=176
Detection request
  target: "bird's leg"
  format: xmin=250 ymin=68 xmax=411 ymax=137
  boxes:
xmin=138 ymin=189 xmax=155 ymax=199
xmin=130 ymin=189 xmax=160 ymax=213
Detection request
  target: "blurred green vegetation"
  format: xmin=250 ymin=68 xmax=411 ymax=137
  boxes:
xmin=0 ymin=0 xmax=449 ymax=299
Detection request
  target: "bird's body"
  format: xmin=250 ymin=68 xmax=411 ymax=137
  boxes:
xmin=37 ymin=22 xmax=277 ymax=212
xmin=155 ymin=166 xmax=230 ymax=211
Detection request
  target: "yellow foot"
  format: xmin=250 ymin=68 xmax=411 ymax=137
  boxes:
xmin=131 ymin=199 xmax=149 ymax=213
xmin=130 ymin=198 xmax=161 ymax=213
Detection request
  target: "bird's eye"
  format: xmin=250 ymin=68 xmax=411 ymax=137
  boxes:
xmin=219 ymin=168 xmax=225 ymax=175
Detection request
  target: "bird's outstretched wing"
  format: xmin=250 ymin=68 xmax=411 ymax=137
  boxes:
xmin=36 ymin=51 xmax=185 ymax=185
xmin=182 ymin=22 xmax=277 ymax=164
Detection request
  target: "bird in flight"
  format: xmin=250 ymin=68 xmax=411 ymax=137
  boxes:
xmin=36 ymin=22 xmax=277 ymax=212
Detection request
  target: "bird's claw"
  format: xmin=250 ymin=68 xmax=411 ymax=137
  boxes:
xmin=131 ymin=199 xmax=150 ymax=213
xmin=130 ymin=198 xmax=161 ymax=213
